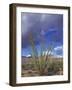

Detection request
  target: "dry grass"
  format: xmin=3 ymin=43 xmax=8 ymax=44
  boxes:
xmin=21 ymin=57 xmax=63 ymax=77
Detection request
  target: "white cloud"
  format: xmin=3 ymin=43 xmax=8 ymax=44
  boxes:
xmin=53 ymin=45 xmax=63 ymax=58
xmin=26 ymin=54 xmax=31 ymax=57
xmin=54 ymin=46 xmax=63 ymax=51
xmin=40 ymin=46 xmax=63 ymax=58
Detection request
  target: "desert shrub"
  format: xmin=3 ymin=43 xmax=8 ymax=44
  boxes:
xmin=28 ymin=32 xmax=53 ymax=76
xmin=22 ymin=63 xmax=34 ymax=70
xmin=48 ymin=60 xmax=63 ymax=75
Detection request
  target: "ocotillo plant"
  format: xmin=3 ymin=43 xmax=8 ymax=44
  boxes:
xmin=29 ymin=32 xmax=53 ymax=75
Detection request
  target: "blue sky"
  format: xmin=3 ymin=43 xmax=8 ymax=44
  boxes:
xmin=21 ymin=12 xmax=63 ymax=57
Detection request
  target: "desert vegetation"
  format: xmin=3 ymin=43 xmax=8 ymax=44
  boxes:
xmin=21 ymin=32 xmax=63 ymax=77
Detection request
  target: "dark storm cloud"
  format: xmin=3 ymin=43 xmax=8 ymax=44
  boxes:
xmin=21 ymin=13 xmax=63 ymax=48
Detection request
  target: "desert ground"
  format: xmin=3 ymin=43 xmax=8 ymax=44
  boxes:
xmin=21 ymin=56 xmax=63 ymax=77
